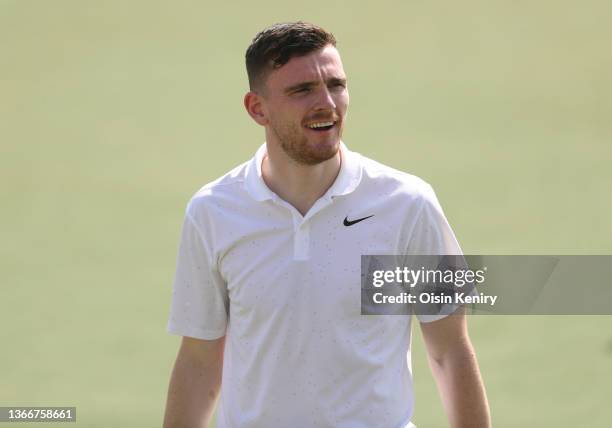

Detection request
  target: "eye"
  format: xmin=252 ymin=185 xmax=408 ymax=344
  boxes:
xmin=293 ymin=87 xmax=311 ymax=94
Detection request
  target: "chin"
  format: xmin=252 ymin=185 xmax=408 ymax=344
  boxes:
xmin=306 ymin=141 xmax=340 ymax=165
xmin=317 ymin=138 xmax=340 ymax=149
xmin=280 ymin=133 xmax=341 ymax=165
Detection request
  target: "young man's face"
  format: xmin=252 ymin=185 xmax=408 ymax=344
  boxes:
xmin=259 ymin=45 xmax=349 ymax=165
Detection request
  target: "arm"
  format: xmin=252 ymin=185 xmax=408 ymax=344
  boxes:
xmin=163 ymin=336 xmax=225 ymax=428
xmin=419 ymin=308 xmax=491 ymax=428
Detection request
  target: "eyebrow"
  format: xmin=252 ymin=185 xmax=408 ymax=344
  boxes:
xmin=284 ymin=77 xmax=347 ymax=94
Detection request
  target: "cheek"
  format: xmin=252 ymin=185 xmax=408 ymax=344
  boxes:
xmin=272 ymin=102 xmax=300 ymax=119
xmin=268 ymin=108 xmax=288 ymax=126
xmin=338 ymin=94 xmax=349 ymax=116
xmin=270 ymin=110 xmax=302 ymax=134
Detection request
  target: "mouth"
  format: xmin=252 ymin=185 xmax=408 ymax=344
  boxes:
xmin=304 ymin=120 xmax=337 ymax=132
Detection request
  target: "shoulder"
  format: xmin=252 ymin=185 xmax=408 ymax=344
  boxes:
xmin=185 ymin=160 xmax=251 ymax=219
xmin=357 ymin=152 xmax=438 ymax=207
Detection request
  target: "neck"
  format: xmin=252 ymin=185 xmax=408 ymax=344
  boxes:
xmin=262 ymin=142 xmax=342 ymax=217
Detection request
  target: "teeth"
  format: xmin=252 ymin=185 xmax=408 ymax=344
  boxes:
xmin=307 ymin=121 xmax=334 ymax=129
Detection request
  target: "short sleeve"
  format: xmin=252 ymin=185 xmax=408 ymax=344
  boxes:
xmin=406 ymin=184 xmax=462 ymax=257
xmin=406 ymin=184 xmax=465 ymax=323
xmin=166 ymin=210 xmax=228 ymax=340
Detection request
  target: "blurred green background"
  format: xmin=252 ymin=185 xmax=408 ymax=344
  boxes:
xmin=1 ymin=1 xmax=611 ymax=427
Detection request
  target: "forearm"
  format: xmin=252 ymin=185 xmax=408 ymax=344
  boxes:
xmin=163 ymin=337 xmax=224 ymax=428
xmin=428 ymin=340 xmax=490 ymax=428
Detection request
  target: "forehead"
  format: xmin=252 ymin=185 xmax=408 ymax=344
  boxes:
xmin=265 ymin=45 xmax=346 ymax=90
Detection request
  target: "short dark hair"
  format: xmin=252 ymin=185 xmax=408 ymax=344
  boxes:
xmin=245 ymin=21 xmax=337 ymax=91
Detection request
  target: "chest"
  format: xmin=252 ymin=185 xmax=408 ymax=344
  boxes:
xmin=217 ymin=206 xmax=406 ymax=325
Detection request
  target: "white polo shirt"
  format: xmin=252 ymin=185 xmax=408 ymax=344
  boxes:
xmin=167 ymin=143 xmax=462 ymax=428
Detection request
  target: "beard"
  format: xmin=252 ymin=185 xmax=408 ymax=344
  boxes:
xmin=269 ymin=117 xmax=341 ymax=166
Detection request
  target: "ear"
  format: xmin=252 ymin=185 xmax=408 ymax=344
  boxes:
xmin=244 ymin=91 xmax=268 ymax=126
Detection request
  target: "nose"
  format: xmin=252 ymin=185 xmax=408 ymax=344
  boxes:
xmin=314 ymin=86 xmax=336 ymax=111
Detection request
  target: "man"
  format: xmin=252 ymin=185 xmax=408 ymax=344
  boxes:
xmin=164 ymin=22 xmax=490 ymax=428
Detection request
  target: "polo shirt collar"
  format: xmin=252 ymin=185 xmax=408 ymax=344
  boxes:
xmin=244 ymin=142 xmax=363 ymax=202
xmin=326 ymin=142 xmax=363 ymax=199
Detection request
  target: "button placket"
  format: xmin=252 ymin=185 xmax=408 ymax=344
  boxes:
xmin=293 ymin=221 xmax=310 ymax=260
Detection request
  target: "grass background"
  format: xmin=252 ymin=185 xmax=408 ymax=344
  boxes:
xmin=1 ymin=1 xmax=611 ymax=426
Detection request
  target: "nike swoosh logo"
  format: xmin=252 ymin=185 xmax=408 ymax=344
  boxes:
xmin=343 ymin=215 xmax=374 ymax=227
